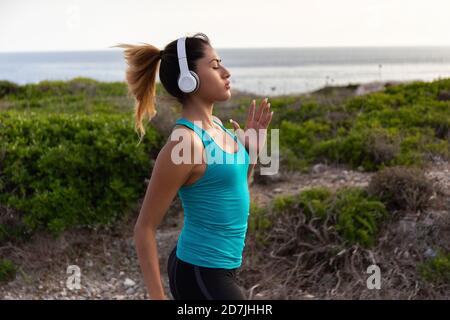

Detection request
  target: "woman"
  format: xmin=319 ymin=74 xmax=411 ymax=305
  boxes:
xmin=117 ymin=33 xmax=273 ymax=300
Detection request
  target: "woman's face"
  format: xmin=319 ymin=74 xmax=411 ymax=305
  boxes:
xmin=194 ymin=45 xmax=231 ymax=102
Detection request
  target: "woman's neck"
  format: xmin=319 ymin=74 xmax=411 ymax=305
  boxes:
xmin=182 ymin=97 xmax=216 ymax=130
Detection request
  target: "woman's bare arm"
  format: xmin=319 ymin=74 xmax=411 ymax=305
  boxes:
xmin=133 ymin=128 xmax=199 ymax=300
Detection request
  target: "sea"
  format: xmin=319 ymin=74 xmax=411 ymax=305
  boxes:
xmin=1 ymin=46 xmax=450 ymax=96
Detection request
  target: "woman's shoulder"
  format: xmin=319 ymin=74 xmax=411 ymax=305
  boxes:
xmin=164 ymin=124 xmax=204 ymax=158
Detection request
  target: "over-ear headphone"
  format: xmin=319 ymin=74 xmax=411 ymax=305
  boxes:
xmin=177 ymin=36 xmax=200 ymax=93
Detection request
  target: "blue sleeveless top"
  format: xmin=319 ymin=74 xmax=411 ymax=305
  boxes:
xmin=172 ymin=117 xmax=250 ymax=269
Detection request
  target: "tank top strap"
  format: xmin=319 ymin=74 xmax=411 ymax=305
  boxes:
xmin=173 ymin=118 xmax=214 ymax=148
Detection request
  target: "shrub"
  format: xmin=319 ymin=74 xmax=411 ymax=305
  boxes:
xmin=418 ymin=249 xmax=450 ymax=284
xmin=0 ymin=80 xmax=19 ymax=98
xmin=0 ymin=259 xmax=16 ymax=283
xmin=247 ymin=202 xmax=271 ymax=247
xmin=0 ymin=110 xmax=163 ymax=238
xmin=367 ymin=166 xmax=434 ymax=212
xmin=333 ymin=187 xmax=387 ymax=247
xmin=297 ymin=187 xmax=332 ymax=218
xmin=275 ymin=78 xmax=450 ymax=172
xmin=266 ymin=186 xmax=387 ymax=248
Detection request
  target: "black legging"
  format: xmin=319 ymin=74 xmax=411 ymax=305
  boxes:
xmin=167 ymin=245 xmax=247 ymax=300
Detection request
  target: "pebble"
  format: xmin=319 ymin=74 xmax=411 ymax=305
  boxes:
xmin=312 ymin=163 xmax=327 ymax=174
xmin=124 ymin=278 xmax=136 ymax=287
xmin=424 ymin=247 xmax=437 ymax=259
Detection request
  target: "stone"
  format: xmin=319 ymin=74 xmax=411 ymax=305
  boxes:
xmin=124 ymin=278 xmax=136 ymax=287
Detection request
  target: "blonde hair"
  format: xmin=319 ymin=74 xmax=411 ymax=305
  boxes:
xmin=114 ymin=43 xmax=161 ymax=144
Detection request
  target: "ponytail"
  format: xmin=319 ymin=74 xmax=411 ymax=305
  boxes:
xmin=114 ymin=43 xmax=162 ymax=144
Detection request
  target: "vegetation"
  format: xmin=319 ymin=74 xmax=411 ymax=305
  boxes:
xmin=418 ymin=249 xmax=450 ymax=284
xmin=0 ymin=79 xmax=164 ymax=240
xmin=0 ymin=259 xmax=16 ymax=283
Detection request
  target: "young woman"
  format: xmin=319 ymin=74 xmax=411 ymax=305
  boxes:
xmin=117 ymin=33 xmax=273 ymax=300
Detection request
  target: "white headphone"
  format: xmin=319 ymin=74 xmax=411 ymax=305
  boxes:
xmin=177 ymin=36 xmax=200 ymax=93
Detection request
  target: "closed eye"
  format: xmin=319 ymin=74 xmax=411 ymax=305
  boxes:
xmin=211 ymin=58 xmax=222 ymax=69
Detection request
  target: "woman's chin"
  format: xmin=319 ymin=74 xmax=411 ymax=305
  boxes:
xmin=221 ymin=90 xmax=232 ymax=100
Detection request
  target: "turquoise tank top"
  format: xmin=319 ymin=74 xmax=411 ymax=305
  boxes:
xmin=172 ymin=117 xmax=250 ymax=269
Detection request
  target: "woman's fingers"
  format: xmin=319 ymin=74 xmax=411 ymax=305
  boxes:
xmin=229 ymin=118 xmax=240 ymax=130
xmin=255 ymin=98 xmax=268 ymax=123
xmin=258 ymin=101 xmax=270 ymax=124
xmin=262 ymin=108 xmax=274 ymax=128
xmin=260 ymin=103 xmax=269 ymax=127
xmin=246 ymin=99 xmax=256 ymax=128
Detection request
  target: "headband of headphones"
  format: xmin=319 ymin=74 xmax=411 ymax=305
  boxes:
xmin=177 ymin=37 xmax=189 ymax=76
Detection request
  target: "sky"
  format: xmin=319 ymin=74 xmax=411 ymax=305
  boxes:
xmin=1 ymin=0 xmax=450 ymax=52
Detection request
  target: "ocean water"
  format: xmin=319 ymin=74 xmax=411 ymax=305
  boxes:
xmin=1 ymin=47 xmax=450 ymax=96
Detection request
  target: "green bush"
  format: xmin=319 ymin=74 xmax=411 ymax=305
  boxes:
xmin=0 ymin=78 xmax=167 ymax=115
xmin=272 ymin=78 xmax=450 ymax=172
xmin=333 ymin=187 xmax=387 ymax=247
xmin=297 ymin=187 xmax=332 ymax=218
xmin=0 ymin=110 xmax=163 ymax=238
xmin=418 ymin=249 xmax=450 ymax=284
xmin=0 ymin=259 xmax=16 ymax=283
xmin=266 ymin=186 xmax=387 ymax=248
xmin=247 ymin=202 xmax=271 ymax=247
xmin=0 ymin=80 xmax=19 ymax=98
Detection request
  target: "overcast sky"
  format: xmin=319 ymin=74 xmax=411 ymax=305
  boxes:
xmin=1 ymin=0 xmax=449 ymax=52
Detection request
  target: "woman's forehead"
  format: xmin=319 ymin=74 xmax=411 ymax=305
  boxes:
xmin=202 ymin=46 xmax=219 ymax=60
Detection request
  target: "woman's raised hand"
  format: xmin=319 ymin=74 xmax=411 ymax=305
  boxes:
xmin=229 ymin=97 xmax=274 ymax=157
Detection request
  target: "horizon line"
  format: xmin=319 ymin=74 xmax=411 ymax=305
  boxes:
xmin=1 ymin=44 xmax=450 ymax=54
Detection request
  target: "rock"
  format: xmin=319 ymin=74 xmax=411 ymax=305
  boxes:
xmin=124 ymin=278 xmax=136 ymax=287
xmin=100 ymin=284 xmax=110 ymax=292
xmin=126 ymin=287 xmax=135 ymax=295
xmin=312 ymin=163 xmax=327 ymax=174
xmin=252 ymin=166 xmax=286 ymax=185
xmin=424 ymin=247 xmax=437 ymax=259
xmin=273 ymin=188 xmax=283 ymax=193
xmin=423 ymin=216 xmax=434 ymax=227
